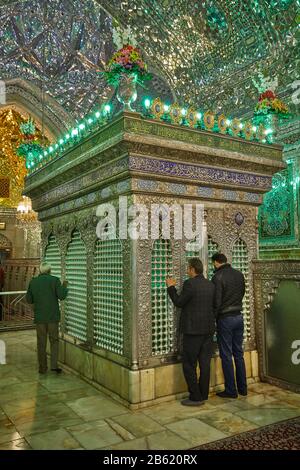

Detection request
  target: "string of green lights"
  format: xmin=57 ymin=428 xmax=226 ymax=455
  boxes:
xmin=26 ymin=98 xmax=274 ymax=174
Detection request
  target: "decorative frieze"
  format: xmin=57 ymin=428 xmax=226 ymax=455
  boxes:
xmin=128 ymin=155 xmax=273 ymax=191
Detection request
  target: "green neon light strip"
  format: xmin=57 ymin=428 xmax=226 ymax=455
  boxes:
xmin=27 ymin=97 xmax=273 ymax=174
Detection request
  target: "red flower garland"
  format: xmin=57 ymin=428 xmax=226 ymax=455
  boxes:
xmin=259 ymin=90 xmax=276 ymax=102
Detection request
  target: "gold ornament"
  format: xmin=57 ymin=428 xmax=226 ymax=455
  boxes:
xmin=244 ymin=121 xmax=253 ymax=140
xmin=169 ymin=102 xmax=182 ymax=125
xmin=151 ymin=98 xmax=164 ymax=120
xmin=231 ymin=118 xmax=241 ymax=137
xmin=186 ymin=108 xmax=198 ymax=127
xmin=0 ymin=109 xmax=48 ymax=207
xmin=203 ymin=111 xmax=215 ymax=129
xmin=218 ymin=114 xmax=227 ymax=134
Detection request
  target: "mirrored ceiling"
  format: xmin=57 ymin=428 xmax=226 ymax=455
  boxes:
xmin=0 ymin=0 xmax=299 ymax=121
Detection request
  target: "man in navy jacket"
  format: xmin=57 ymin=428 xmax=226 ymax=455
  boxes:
xmin=167 ymin=258 xmax=215 ymax=406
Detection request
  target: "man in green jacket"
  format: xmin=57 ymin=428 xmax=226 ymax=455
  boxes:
xmin=26 ymin=263 xmax=68 ymax=374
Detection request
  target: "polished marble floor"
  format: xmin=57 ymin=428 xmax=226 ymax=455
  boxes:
xmin=0 ymin=330 xmax=300 ymax=450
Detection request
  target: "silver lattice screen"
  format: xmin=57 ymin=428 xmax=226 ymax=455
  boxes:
xmin=185 ymin=236 xmax=218 ymax=280
xmin=65 ymin=231 xmax=87 ymax=342
xmin=151 ymin=239 xmax=175 ymax=356
xmin=207 ymin=236 xmax=219 ymax=281
xmin=44 ymin=235 xmax=61 ymax=279
xmin=232 ymin=238 xmax=251 ymax=341
xmin=94 ymin=238 xmax=124 ymax=355
xmin=185 ymin=238 xmax=200 ymax=281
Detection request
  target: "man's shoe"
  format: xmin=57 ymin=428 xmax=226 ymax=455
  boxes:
xmin=216 ymin=391 xmax=238 ymax=399
xmin=181 ymin=399 xmax=204 ymax=406
xmin=238 ymin=391 xmax=248 ymax=396
xmin=51 ymin=368 xmax=62 ymax=373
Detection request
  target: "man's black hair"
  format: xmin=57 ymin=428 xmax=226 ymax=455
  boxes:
xmin=211 ymin=253 xmax=227 ymax=264
xmin=188 ymin=258 xmax=204 ymax=275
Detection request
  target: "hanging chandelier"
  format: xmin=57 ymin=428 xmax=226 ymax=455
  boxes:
xmin=16 ymin=196 xmax=38 ymax=225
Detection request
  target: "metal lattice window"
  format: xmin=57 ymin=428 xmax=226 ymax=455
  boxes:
xmin=94 ymin=238 xmax=124 ymax=355
xmin=185 ymin=236 xmax=200 ymax=260
xmin=185 ymin=236 xmax=218 ymax=280
xmin=185 ymin=237 xmax=200 ymax=280
xmin=232 ymin=239 xmax=251 ymax=341
xmin=208 ymin=236 xmax=219 ymax=280
xmin=151 ymin=239 xmax=175 ymax=356
xmin=44 ymin=235 xmax=61 ymax=278
xmin=65 ymin=231 xmax=87 ymax=342
xmin=0 ymin=178 xmax=10 ymax=198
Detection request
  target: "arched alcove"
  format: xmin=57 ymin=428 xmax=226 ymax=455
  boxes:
xmin=3 ymin=78 xmax=73 ymax=138
xmin=94 ymin=237 xmax=124 ymax=355
xmin=151 ymin=238 xmax=175 ymax=356
xmin=65 ymin=230 xmax=87 ymax=342
xmin=44 ymin=234 xmax=61 ymax=279
xmin=232 ymin=238 xmax=251 ymax=341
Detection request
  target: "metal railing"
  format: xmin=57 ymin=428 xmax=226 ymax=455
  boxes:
xmin=0 ymin=291 xmax=34 ymax=330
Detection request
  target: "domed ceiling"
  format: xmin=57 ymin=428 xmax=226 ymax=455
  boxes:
xmin=0 ymin=0 xmax=299 ymax=125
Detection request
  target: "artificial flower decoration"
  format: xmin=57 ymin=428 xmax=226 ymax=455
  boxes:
xmin=103 ymin=44 xmax=152 ymax=87
xmin=259 ymin=90 xmax=276 ymax=101
xmin=255 ymin=89 xmax=289 ymax=115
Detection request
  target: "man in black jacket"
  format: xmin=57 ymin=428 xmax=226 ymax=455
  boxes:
xmin=211 ymin=253 xmax=247 ymax=398
xmin=166 ymin=258 xmax=215 ymax=406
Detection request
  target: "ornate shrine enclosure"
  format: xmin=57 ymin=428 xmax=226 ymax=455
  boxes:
xmin=24 ymin=111 xmax=284 ymax=406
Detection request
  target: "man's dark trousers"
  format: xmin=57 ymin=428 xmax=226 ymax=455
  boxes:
xmin=217 ymin=313 xmax=247 ymax=396
xmin=36 ymin=322 xmax=59 ymax=373
xmin=182 ymin=334 xmax=214 ymax=401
